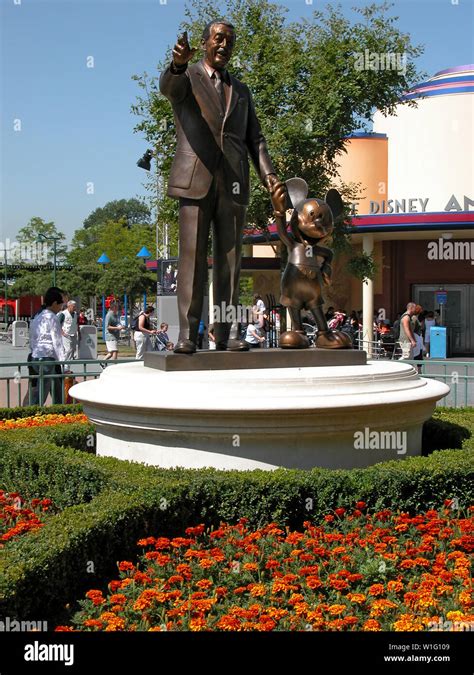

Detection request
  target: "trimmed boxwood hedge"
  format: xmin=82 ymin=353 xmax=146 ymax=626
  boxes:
xmin=0 ymin=407 xmax=472 ymax=623
xmin=0 ymin=403 xmax=83 ymax=420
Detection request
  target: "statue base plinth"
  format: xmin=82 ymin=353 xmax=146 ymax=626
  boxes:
xmin=144 ymin=348 xmax=366 ymax=372
xmin=70 ymin=358 xmax=449 ymax=471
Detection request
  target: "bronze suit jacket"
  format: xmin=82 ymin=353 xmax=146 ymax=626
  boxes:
xmin=159 ymin=59 xmax=275 ymax=205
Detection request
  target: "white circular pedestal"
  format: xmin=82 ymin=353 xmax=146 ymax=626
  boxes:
xmin=70 ymin=361 xmax=449 ymax=471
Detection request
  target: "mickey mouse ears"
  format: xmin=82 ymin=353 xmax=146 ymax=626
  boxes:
xmin=285 ymin=177 xmax=308 ymax=212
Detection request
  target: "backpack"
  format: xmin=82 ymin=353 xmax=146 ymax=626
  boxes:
xmin=131 ymin=313 xmax=143 ymax=331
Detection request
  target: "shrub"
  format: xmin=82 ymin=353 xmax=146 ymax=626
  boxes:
xmin=0 ymin=403 xmax=83 ymax=421
xmin=0 ymin=407 xmax=472 ymax=623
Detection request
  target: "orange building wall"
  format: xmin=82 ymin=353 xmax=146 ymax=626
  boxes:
xmin=336 ymin=137 xmax=388 ymax=215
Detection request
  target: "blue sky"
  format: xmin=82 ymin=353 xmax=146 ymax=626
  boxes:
xmin=1 ymin=0 xmax=473 ymax=244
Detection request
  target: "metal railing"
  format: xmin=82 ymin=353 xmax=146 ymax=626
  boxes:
xmin=403 ymin=359 xmax=473 ymax=408
xmin=1 ymin=356 xmax=472 ymax=410
xmin=0 ymin=358 xmax=136 ymax=408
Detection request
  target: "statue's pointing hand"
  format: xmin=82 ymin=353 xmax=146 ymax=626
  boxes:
xmin=173 ymin=31 xmax=197 ymax=67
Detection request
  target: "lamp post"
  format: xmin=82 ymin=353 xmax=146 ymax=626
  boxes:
xmin=37 ymin=233 xmax=61 ymax=286
xmin=97 ymin=253 xmax=110 ymax=341
xmin=137 ymin=149 xmax=170 ymax=307
xmin=136 ymin=246 xmax=151 ymax=309
xmin=3 ymin=248 xmax=7 ymax=325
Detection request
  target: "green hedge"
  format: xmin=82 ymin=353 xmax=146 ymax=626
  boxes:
xmin=2 ymin=422 xmax=95 ymax=454
xmin=0 ymin=407 xmax=472 ymax=622
xmin=0 ymin=403 xmax=83 ymax=420
xmin=422 ymin=409 xmax=472 ymax=455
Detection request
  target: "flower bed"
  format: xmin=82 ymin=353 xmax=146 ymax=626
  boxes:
xmin=57 ymin=504 xmax=473 ymax=632
xmin=0 ymin=490 xmax=55 ymax=548
xmin=0 ymin=413 xmax=88 ymax=431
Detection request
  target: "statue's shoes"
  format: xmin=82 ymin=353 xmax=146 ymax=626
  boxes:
xmin=279 ymin=330 xmax=310 ymax=349
xmin=216 ymin=339 xmax=249 ymax=351
xmin=173 ymin=339 xmax=196 ymax=354
xmin=315 ymin=331 xmax=352 ymax=349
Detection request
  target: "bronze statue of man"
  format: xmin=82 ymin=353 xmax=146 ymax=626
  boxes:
xmin=160 ymin=20 xmax=283 ymax=353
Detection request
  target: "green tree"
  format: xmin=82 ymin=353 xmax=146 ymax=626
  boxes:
xmin=67 ymin=219 xmax=157 ymax=303
xmin=16 ymin=217 xmax=67 ymax=264
xmin=83 ymin=198 xmax=151 ymax=229
xmin=96 ymin=258 xmax=155 ymax=300
xmin=131 ymin=0 xmax=424 ymax=279
xmin=10 ymin=217 xmax=69 ymax=296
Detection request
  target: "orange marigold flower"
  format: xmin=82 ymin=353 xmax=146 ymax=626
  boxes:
xmin=248 ymin=583 xmax=266 ymax=597
xmin=306 ymin=576 xmax=323 ymax=590
xmin=118 ymin=561 xmax=134 ymax=572
xmin=327 ymin=604 xmax=346 ymax=616
xmin=83 ymin=619 xmax=104 ymax=629
xmin=334 ymin=508 xmax=346 ymax=517
xmin=185 ymin=524 xmax=205 ymax=536
xmin=137 ymin=537 xmax=156 ymax=547
xmin=216 ymin=615 xmax=241 ymax=631
xmin=363 ymin=619 xmax=381 ymax=631
xmin=265 ymin=559 xmax=280 ymax=570
xmin=195 ymin=579 xmax=213 ymax=590
xmin=171 ymin=537 xmax=194 ymax=548
xmin=347 ymin=593 xmax=366 ymax=604
xmin=387 ymin=580 xmax=404 ymax=593
xmin=166 ymin=575 xmax=184 ymax=585
xmin=110 ymin=594 xmax=127 ymax=605
xmin=355 ymin=501 xmax=367 ymax=509
xmin=288 ymin=594 xmax=305 ymax=605
xmin=104 ymin=617 xmax=126 ymax=632
xmin=190 ymin=592 xmax=207 ymax=600
xmin=459 ymin=590 xmax=473 ymax=608
xmin=243 ymin=562 xmax=258 ymax=572
xmin=189 ymin=617 xmax=207 ymax=631
xmin=368 ymin=584 xmax=385 ymax=597
xmin=347 ymin=573 xmax=363 ymax=583
xmin=327 ymin=619 xmax=345 ymax=630
xmin=393 ymin=614 xmax=425 ymax=631
xmin=199 ymin=558 xmax=215 ymax=569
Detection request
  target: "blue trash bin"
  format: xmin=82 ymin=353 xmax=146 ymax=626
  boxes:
xmin=430 ymin=326 xmax=447 ymax=359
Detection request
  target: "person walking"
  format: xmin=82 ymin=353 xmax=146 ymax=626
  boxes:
xmin=423 ymin=311 xmax=437 ymax=358
xmin=29 ymin=287 xmax=67 ymax=405
xmin=412 ymin=305 xmax=424 ymax=365
xmin=398 ymin=302 xmax=417 ymax=360
xmin=103 ymin=300 xmax=122 ymax=363
xmin=133 ymin=306 xmax=157 ymax=359
xmin=59 ymin=300 xmax=80 ymax=361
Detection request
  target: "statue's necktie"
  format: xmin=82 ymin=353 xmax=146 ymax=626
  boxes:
xmin=212 ymin=71 xmax=226 ymax=112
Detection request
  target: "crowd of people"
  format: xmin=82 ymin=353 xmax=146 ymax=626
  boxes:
xmin=313 ymin=304 xmax=440 ymax=360
xmin=26 ymin=286 xmax=439 ymax=405
xmin=27 ymin=288 xmax=177 ymax=404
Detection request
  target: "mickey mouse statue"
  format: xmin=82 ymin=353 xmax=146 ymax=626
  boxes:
xmin=269 ymin=177 xmax=352 ymax=349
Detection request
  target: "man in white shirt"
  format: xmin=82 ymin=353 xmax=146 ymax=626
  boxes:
xmin=58 ymin=300 xmax=80 ymax=361
xmin=29 ymin=287 xmax=67 ymax=405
